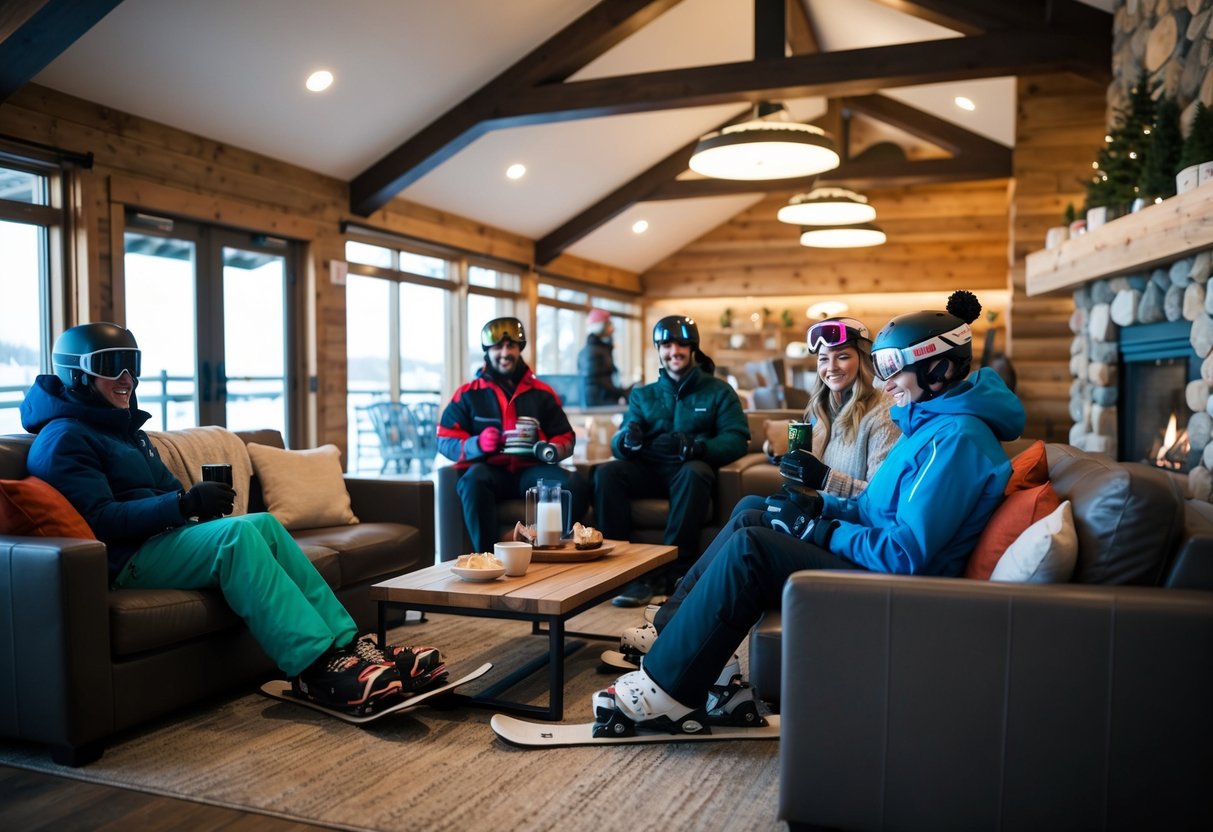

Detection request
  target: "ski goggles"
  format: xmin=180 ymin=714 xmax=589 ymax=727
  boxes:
xmin=871 ymin=324 xmax=970 ymax=381
xmin=480 ymin=317 xmax=527 ymax=350
xmin=56 ymin=348 xmax=142 ymax=380
xmin=806 ymin=318 xmax=870 ymax=352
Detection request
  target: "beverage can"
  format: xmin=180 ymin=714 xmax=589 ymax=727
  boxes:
xmin=787 ymin=422 xmax=812 ymax=455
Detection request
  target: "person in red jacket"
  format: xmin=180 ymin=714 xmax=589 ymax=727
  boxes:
xmin=437 ymin=317 xmax=589 ymax=552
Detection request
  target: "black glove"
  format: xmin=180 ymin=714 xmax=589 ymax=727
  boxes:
xmin=809 ymin=517 xmax=840 ymax=549
xmin=779 ymin=448 xmax=831 ymax=490
xmin=620 ymin=422 xmax=644 ymax=456
xmin=670 ymin=432 xmax=705 ymax=462
xmin=764 ymin=486 xmax=823 ymax=539
xmin=180 ymin=481 xmax=236 ymax=520
xmin=533 ymin=441 xmax=558 ymax=463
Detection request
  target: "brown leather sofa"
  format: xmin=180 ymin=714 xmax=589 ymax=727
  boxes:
xmin=435 ymin=409 xmax=800 ymax=560
xmin=0 ymin=429 xmax=433 ymax=766
xmin=775 ymin=444 xmax=1213 ymax=830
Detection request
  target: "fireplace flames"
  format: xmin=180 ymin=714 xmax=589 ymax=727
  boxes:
xmin=1151 ymin=412 xmax=1190 ymax=471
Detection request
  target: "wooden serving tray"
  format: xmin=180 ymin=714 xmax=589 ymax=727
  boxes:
xmin=530 ymin=542 xmax=615 ymax=562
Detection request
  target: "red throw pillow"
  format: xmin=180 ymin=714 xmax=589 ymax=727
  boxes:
xmin=0 ymin=477 xmax=96 ymax=539
xmin=965 ymin=482 xmax=1061 ymax=580
xmin=1005 ymin=440 xmax=1048 ymax=494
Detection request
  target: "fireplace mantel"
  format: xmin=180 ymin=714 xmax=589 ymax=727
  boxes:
xmin=1026 ymin=185 xmax=1213 ymax=296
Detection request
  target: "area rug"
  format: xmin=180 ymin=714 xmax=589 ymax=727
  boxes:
xmin=0 ymin=603 xmax=783 ymax=832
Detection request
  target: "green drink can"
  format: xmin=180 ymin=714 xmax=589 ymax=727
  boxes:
xmin=787 ymin=422 xmax=812 ymax=454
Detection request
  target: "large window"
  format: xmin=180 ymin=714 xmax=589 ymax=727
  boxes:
xmin=535 ymin=280 xmax=643 ymax=397
xmin=0 ymin=160 xmax=62 ymax=434
xmin=345 ymin=236 xmax=522 ymax=473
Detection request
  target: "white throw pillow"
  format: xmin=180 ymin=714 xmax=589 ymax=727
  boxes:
xmin=990 ymin=500 xmax=1077 ymax=583
xmin=246 ymin=443 xmax=358 ymax=531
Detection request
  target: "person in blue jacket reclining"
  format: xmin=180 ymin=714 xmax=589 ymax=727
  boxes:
xmin=591 ymin=290 xmax=1026 ymax=736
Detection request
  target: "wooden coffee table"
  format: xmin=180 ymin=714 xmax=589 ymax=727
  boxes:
xmin=370 ymin=541 xmax=676 ymax=720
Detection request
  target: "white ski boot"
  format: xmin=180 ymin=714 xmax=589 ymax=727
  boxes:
xmin=591 ymin=668 xmax=708 ymax=738
xmin=705 ymin=654 xmax=766 ymax=727
xmin=618 ymin=604 xmax=661 ymax=662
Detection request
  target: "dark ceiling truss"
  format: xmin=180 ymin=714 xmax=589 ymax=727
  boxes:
xmin=0 ymin=0 xmax=125 ymax=102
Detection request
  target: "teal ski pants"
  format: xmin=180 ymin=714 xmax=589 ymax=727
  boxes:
xmin=113 ymin=513 xmax=357 ymax=676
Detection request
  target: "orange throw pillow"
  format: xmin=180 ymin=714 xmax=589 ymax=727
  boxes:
xmin=965 ymin=482 xmax=1061 ymax=580
xmin=1005 ymin=440 xmax=1048 ymax=494
xmin=0 ymin=477 xmax=96 ymax=539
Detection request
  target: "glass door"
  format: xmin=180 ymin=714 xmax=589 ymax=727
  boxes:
xmin=124 ymin=217 xmax=297 ymax=439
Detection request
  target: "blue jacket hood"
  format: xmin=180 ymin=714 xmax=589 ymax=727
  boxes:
xmin=21 ymin=374 xmax=152 ymax=435
xmin=890 ymin=367 xmax=1024 ymax=443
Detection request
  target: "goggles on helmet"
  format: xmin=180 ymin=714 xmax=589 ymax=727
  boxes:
xmin=57 ymin=347 xmax=142 ymax=380
xmin=480 ymin=317 xmax=526 ymax=351
xmin=807 ymin=318 xmax=870 ymax=352
xmin=871 ymin=324 xmax=970 ymax=382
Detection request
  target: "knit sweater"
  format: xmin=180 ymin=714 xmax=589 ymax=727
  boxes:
xmin=816 ymin=401 xmax=899 ymax=499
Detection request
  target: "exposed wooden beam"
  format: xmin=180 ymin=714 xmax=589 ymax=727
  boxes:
xmin=349 ymin=0 xmax=684 ymax=216
xmin=841 ymin=93 xmax=1008 ymax=157
xmin=785 ymin=0 xmax=819 ymax=55
xmin=817 ymin=152 xmax=1012 ymax=189
xmin=494 ymin=31 xmax=1109 ymax=126
xmin=0 ymin=0 xmax=124 ymax=102
xmin=646 ymin=175 xmax=819 ymax=200
xmin=534 ymin=140 xmax=699 ymax=266
xmin=865 ymin=0 xmax=1110 ymax=37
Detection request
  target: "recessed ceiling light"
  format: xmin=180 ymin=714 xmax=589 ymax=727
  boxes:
xmin=954 ymin=96 xmax=975 ymax=111
xmin=632 ymin=220 xmax=649 ymax=234
xmin=305 ymin=70 xmax=333 ymax=93
xmin=506 ymin=163 xmax=526 ymax=180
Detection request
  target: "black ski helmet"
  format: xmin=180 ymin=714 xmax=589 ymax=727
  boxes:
xmin=52 ymin=322 xmax=142 ymax=391
xmin=480 ymin=316 xmax=527 ymax=351
xmin=871 ymin=291 xmax=982 ymax=397
xmin=652 ymin=315 xmax=700 ymax=347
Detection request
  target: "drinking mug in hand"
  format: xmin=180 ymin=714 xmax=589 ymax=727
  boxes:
xmin=201 ymin=463 xmax=233 ymax=486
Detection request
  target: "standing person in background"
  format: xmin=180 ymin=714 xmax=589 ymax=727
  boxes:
xmin=578 ymin=308 xmax=629 ymax=407
xmin=438 ymin=316 xmax=589 ymax=553
xmin=593 ymin=315 xmax=750 ymax=608
xmin=21 ymin=323 xmax=446 ymax=714
xmin=615 ymin=317 xmax=897 ymax=664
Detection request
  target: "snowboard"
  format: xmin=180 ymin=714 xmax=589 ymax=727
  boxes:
xmin=600 ymin=649 xmax=639 ymax=671
xmin=260 ymin=662 xmax=491 ymax=724
xmin=490 ymin=712 xmax=779 ymax=747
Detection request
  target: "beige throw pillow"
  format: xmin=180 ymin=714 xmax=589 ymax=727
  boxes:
xmin=245 ymin=443 xmax=358 ymax=531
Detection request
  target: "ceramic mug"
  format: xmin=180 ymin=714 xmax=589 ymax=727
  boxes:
xmin=494 ymin=541 xmax=533 ymax=576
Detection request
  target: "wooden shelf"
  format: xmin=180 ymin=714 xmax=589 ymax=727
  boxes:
xmin=1025 ymin=185 xmax=1213 ymax=296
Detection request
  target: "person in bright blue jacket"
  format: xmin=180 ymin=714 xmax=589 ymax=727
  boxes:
xmin=590 ymin=291 xmax=1027 ymax=737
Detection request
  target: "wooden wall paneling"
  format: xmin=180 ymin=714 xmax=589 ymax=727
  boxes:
xmin=1008 ymin=73 xmax=1107 ymax=441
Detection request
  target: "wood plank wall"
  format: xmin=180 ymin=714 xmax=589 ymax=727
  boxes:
xmin=641 ymin=179 xmax=1013 ymax=380
xmin=0 ymin=84 xmax=638 ymax=457
xmin=1008 ymin=73 xmax=1108 ymax=441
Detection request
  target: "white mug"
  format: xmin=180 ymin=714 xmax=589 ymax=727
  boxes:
xmin=494 ymin=541 xmax=533 ymax=576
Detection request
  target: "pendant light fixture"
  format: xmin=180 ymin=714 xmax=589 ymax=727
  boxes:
xmin=689 ymin=105 xmax=840 ymax=181
xmin=799 ymin=223 xmax=887 ymax=248
xmin=778 ymin=187 xmax=877 ymax=225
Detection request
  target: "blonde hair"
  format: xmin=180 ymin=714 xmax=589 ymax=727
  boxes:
xmin=806 ymin=338 xmax=882 ymax=457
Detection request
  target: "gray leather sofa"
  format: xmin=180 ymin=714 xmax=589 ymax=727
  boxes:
xmin=0 ymin=429 xmax=433 ymax=766
xmin=775 ymin=443 xmax=1213 ymax=830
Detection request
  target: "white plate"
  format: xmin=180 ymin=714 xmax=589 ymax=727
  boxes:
xmin=451 ymin=565 xmax=505 ymax=582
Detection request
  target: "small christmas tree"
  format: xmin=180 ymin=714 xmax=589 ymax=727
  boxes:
xmin=1086 ymin=72 xmax=1156 ymax=210
xmin=1140 ymin=96 xmax=1182 ymax=201
xmin=1179 ymin=101 xmax=1213 ymax=171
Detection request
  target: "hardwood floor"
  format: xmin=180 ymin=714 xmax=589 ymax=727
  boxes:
xmin=0 ymin=765 xmax=333 ymax=831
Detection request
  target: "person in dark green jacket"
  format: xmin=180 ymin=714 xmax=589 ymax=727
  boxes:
xmin=593 ymin=315 xmax=750 ymax=607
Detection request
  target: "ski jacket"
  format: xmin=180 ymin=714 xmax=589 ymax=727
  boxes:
xmin=577 ymin=334 xmax=626 ymax=407
xmin=437 ymin=363 xmax=577 ymax=472
xmin=821 ymin=368 xmax=1026 ymax=577
xmin=611 ymin=365 xmax=749 ymax=468
xmin=19 ymin=375 xmax=188 ymax=579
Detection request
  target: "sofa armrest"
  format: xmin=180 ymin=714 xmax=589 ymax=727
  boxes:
xmin=343 ymin=477 xmax=434 ymax=559
xmin=0 ymin=536 xmax=114 ymax=754
xmin=779 ymin=572 xmax=1213 ymax=831
xmin=716 ymin=453 xmax=779 ymax=523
